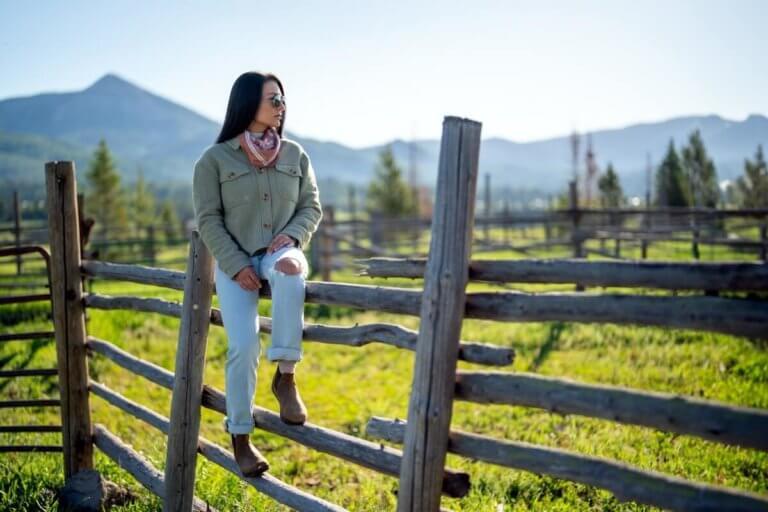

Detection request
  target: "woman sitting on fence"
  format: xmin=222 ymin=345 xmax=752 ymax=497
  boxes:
xmin=192 ymin=71 xmax=323 ymax=477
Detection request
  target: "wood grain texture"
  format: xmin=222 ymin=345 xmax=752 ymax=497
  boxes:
xmin=163 ymin=232 xmax=215 ymax=512
xmin=358 ymin=257 xmax=768 ymax=291
xmin=398 ymin=116 xmax=482 ymax=512
xmin=45 ymin=161 xmax=93 ymax=478
xmin=455 ymin=371 xmax=768 ymax=451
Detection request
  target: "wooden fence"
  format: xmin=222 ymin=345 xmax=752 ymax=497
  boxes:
xmin=357 ymin=261 xmax=768 ymax=509
xmin=14 ymin=116 xmax=768 ymax=511
xmin=8 ymin=190 xmax=767 ymax=281
xmin=37 ymin=118 xmax=520 ymax=511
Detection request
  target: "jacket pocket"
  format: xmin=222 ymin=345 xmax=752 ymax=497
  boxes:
xmin=273 ymin=163 xmax=301 ymax=203
xmin=219 ymin=167 xmax=254 ymax=209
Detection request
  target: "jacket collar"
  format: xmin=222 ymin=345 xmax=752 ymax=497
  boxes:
xmin=224 ymin=136 xmax=241 ymax=150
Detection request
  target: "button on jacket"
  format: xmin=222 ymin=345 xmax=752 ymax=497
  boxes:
xmin=192 ymin=135 xmax=323 ymax=280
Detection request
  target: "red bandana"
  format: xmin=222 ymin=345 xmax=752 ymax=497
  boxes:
xmin=238 ymin=127 xmax=282 ymax=168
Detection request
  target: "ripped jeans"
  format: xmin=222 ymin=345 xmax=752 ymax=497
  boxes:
xmin=214 ymin=245 xmax=308 ymax=434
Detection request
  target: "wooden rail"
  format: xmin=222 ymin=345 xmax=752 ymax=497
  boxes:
xmin=367 ymin=416 xmax=768 ymax=511
xmin=358 ymin=257 xmax=768 ymax=291
xmin=83 ymin=281 xmax=768 ymax=340
xmin=454 ymin=371 xmax=768 ymax=451
xmin=83 ymin=294 xmax=514 ymax=366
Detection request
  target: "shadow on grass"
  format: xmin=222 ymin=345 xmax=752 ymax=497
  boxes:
xmin=528 ymin=322 xmax=567 ymax=372
xmin=0 ymin=338 xmax=55 ymax=393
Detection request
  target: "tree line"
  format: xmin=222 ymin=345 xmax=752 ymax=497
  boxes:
xmin=595 ymin=131 xmax=766 ymax=209
xmin=68 ymin=133 xmax=768 ymax=245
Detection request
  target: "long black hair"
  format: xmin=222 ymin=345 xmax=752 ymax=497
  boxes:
xmin=215 ymin=71 xmax=285 ymax=143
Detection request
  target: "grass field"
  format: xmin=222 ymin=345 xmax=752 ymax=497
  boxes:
xmin=1 ymin=238 xmax=766 ymax=511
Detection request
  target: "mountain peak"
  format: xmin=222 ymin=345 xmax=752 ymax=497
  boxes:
xmin=86 ymin=73 xmax=138 ymax=93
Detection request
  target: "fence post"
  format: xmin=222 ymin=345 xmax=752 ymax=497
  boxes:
xmin=397 ymin=117 xmax=481 ymax=512
xmin=348 ymin=185 xmax=359 ymax=257
xmin=569 ymin=181 xmax=585 ymax=291
xmin=45 ymin=161 xmax=93 ymax=478
xmin=164 ymin=230 xmax=215 ymax=512
xmin=484 ymin=172 xmax=491 ymax=244
xmin=13 ymin=190 xmax=22 ymax=275
xmin=503 ymin=199 xmax=510 ymax=245
xmin=320 ymin=206 xmax=335 ymax=281
xmin=692 ymin=228 xmax=700 ymax=260
xmin=569 ymin=181 xmax=583 ymax=258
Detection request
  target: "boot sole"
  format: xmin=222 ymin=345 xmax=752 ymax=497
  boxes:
xmin=279 ymin=415 xmax=306 ymax=426
xmin=241 ymin=462 xmax=270 ymax=478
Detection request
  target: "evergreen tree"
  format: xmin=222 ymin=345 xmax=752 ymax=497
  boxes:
xmin=736 ymin=145 xmax=768 ymax=208
xmin=159 ymin=199 xmax=180 ymax=241
xmin=131 ymin=168 xmax=156 ymax=236
xmin=365 ymin=145 xmax=418 ymax=217
xmin=655 ymin=140 xmax=691 ymax=207
xmin=682 ymin=130 xmax=719 ymax=208
xmin=85 ymin=139 xmax=128 ymax=238
xmin=597 ymin=163 xmax=623 ymax=208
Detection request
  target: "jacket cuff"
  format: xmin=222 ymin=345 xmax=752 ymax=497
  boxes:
xmin=220 ymin=253 xmax=253 ymax=280
xmin=279 ymin=225 xmax=309 ymax=249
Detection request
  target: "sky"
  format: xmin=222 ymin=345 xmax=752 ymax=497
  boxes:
xmin=1 ymin=0 xmax=766 ymax=148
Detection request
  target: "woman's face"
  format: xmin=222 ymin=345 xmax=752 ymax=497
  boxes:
xmin=254 ymin=79 xmax=286 ymax=130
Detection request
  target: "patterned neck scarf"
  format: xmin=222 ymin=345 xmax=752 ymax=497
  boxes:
xmin=238 ymin=127 xmax=282 ymax=168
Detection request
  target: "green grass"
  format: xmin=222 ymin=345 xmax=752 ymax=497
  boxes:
xmin=0 ymin=240 xmax=766 ymax=511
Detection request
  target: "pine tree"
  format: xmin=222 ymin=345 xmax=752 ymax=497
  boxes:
xmin=682 ymin=130 xmax=719 ymax=208
xmin=365 ymin=146 xmax=418 ymax=217
xmin=159 ymin=200 xmax=180 ymax=241
xmin=85 ymin=139 xmax=128 ymax=238
xmin=597 ymin=163 xmax=623 ymax=208
xmin=736 ymin=145 xmax=768 ymax=208
xmin=655 ymin=140 xmax=691 ymax=207
xmin=131 ymin=168 xmax=156 ymax=236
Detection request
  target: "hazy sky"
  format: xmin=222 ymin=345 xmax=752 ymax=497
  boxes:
xmin=1 ymin=1 xmax=766 ymax=147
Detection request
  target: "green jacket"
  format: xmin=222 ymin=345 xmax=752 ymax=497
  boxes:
xmin=192 ymin=135 xmax=323 ymax=279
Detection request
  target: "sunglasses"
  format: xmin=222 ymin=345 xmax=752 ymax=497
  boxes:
xmin=266 ymin=93 xmax=286 ymax=108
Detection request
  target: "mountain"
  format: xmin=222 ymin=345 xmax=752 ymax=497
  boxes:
xmin=1 ymin=73 xmax=766 ymax=197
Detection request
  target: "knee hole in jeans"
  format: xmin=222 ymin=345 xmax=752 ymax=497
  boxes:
xmin=275 ymin=257 xmax=303 ymax=275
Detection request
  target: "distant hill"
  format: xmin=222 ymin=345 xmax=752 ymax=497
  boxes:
xmin=1 ymin=73 xmax=766 ymax=196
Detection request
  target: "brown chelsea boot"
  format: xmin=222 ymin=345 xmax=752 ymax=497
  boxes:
xmin=271 ymin=366 xmax=308 ymax=425
xmin=231 ymin=433 xmax=269 ymax=477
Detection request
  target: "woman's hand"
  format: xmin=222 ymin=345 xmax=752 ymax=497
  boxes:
xmin=233 ymin=265 xmax=261 ymax=291
xmin=267 ymin=234 xmax=297 ymax=254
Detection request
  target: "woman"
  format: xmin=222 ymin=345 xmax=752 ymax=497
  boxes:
xmin=192 ymin=71 xmax=323 ymax=477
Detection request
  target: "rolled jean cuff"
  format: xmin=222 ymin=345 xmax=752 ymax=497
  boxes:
xmin=224 ymin=416 xmax=255 ymax=435
xmin=267 ymin=347 xmax=302 ymax=362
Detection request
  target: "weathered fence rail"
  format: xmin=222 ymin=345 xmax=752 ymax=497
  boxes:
xmin=454 ymin=370 xmax=768 ymax=451
xmin=359 ymin=257 xmax=768 ymax=291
